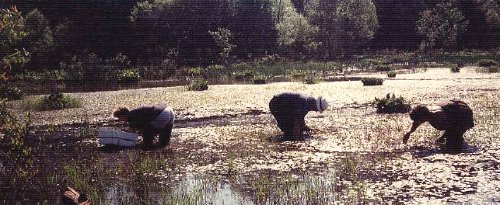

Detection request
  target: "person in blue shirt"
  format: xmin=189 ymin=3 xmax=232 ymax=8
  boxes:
xmin=269 ymin=92 xmax=329 ymax=140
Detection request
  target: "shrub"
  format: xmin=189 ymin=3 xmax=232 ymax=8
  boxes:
xmin=34 ymin=92 xmax=82 ymax=111
xmin=187 ymin=79 xmax=208 ymax=91
xmin=387 ymin=71 xmax=397 ymax=78
xmin=303 ymin=74 xmax=318 ymax=84
xmin=375 ymin=64 xmax=392 ymax=72
xmin=232 ymin=70 xmax=254 ymax=81
xmin=187 ymin=67 xmax=204 ymax=76
xmin=360 ymin=58 xmax=384 ymax=69
xmin=290 ymin=69 xmax=307 ymax=79
xmin=361 ymin=77 xmax=383 ymax=86
xmin=116 ymin=69 xmax=141 ymax=84
xmin=253 ymin=75 xmax=267 ymax=84
xmin=477 ymin=59 xmax=498 ymax=67
xmin=450 ymin=65 xmax=461 ymax=73
xmin=373 ymin=93 xmax=411 ymax=114
xmin=0 ymin=84 xmax=23 ymax=100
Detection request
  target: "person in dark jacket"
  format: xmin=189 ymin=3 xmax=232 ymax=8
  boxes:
xmin=113 ymin=105 xmax=175 ymax=148
xmin=269 ymin=92 xmax=329 ymax=139
xmin=403 ymin=100 xmax=474 ymax=152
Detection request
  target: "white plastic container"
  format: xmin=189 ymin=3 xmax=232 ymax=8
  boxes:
xmin=97 ymin=127 xmax=138 ymax=147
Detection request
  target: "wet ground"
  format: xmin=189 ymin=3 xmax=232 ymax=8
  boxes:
xmin=5 ymin=67 xmax=500 ymax=204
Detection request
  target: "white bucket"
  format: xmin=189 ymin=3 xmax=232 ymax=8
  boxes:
xmin=97 ymin=127 xmax=138 ymax=147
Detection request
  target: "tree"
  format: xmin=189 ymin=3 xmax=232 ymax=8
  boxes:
xmin=231 ymin=0 xmax=279 ymax=58
xmin=417 ymin=1 xmax=468 ymax=50
xmin=0 ymin=6 xmax=29 ymax=80
xmin=209 ymin=28 xmax=236 ymax=66
xmin=274 ymin=0 xmax=319 ymax=58
xmin=309 ymin=0 xmax=378 ymax=58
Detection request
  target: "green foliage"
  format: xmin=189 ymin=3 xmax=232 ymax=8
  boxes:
xmin=361 ymin=77 xmax=383 ymax=86
xmin=359 ymin=58 xmax=385 ymax=69
xmin=274 ymin=0 xmax=318 ymax=58
xmin=232 ymin=70 xmax=254 ymax=81
xmin=373 ymin=93 xmax=411 ymax=114
xmin=477 ymin=59 xmax=498 ymax=67
xmin=0 ymin=7 xmax=30 ymax=79
xmin=417 ymin=2 xmax=468 ymax=49
xmin=387 ymin=71 xmax=397 ymax=78
xmin=117 ymin=69 xmax=141 ymax=84
xmin=59 ymin=53 xmax=130 ymax=82
xmin=0 ymin=101 xmax=37 ymax=202
xmin=187 ymin=79 xmax=209 ymax=91
xmin=310 ymin=0 xmax=378 ymax=56
xmin=32 ymin=92 xmax=82 ymax=111
xmin=0 ymin=84 xmax=23 ymax=100
xmin=375 ymin=65 xmax=392 ymax=72
xmin=290 ymin=69 xmax=308 ymax=79
xmin=209 ymin=28 xmax=235 ymax=65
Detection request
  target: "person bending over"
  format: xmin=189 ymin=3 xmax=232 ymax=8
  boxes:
xmin=113 ymin=105 xmax=175 ymax=148
xmin=269 ymin=92 xmax=329 ymax=140
xmin=403 ymin=100 xmax=474 ymax=152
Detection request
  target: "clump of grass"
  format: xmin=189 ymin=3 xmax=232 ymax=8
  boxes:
xmin=373 ymin=93 xmax=411 ymax=114
xmin=375 ymin=64 xmax=392 ymax=72
xmin=303 ymin=74 xmax=318 ymax=84
xmin=477 ymin=59 xmax=498 ymax=67
xmin=27 ymin=92 xmax=82 ymax=111
xmin=253 ymin=75 xmax=267 ymax=84
xmin=361 ymin=77 xmax=383 ymax=86
xmin=387 ymin=71 xmax=397 ymax=78
xmin=187 ymin=79 xmax=208 ymax=91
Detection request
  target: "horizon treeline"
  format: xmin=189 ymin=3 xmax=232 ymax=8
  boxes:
xmin=1 ymin=0 xmax=500 ymax=72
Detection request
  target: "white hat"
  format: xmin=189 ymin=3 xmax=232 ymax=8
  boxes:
xmin=316 ymin=96 xmax=329 ymax=113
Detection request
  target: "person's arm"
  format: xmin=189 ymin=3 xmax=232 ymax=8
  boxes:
xmin=403 ymin=121 xmax=423 ymax=144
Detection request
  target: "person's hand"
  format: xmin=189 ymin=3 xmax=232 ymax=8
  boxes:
xmin=403 ymin=133 xmax=411 ymax=144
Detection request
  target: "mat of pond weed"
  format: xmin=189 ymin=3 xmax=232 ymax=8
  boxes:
xmin=8 ymin=67 xmax=500 ymax=204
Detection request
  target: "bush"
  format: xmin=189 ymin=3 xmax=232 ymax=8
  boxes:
xmin=303 ymin=74 xmax=318 ymax=84
xmin=450 ymin=65 xmax=461 ymax=73
xmin=387 ymin=71 xmax=397 ymax=78
xmin=477 ymin=59 xmax=498 ymax=67
xmin=360 ymin=58 xmax=385 ymax=69
xmin=0 ymin=84 xmax=23 ymax=100
xmin=375 ymin=64 xmax=393 ymax=72
xmin=253 ymin=75 xmax=267 ymax=84
xmin=290 ymin=69 xmax=308 ymax=79
xmin=34 ymin=92 xmax=82 ymax=111
xmin=187 ymin=79 xmax=208 ymax=91
xmin=232 ymin=70 xmax=254 ymax=81
xmin=361 ymin=77 xmax=383 ymax=86
xmin=116 ymin=69 xmax=141 ymax=84
xmin=373 ymin=93 xmax=411 ymax=114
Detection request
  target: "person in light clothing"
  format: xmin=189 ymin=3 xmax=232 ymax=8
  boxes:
xmin=113 ymin=105 xmax=175 ymax=148
xmin=269 ymin=92 xmax=329 ymax=140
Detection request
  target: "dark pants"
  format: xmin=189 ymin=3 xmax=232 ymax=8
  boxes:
xmin=143 ymin=124 xmax=173 ymax=146
xmin=441 ymin=129 xmax=466 ymax=152
xmin=269 ymin=98 xmax=306 ymax=137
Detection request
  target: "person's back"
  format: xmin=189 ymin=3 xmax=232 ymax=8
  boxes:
xmin=403 ymin=99 xmax=474 ymax=152
xmin=269 ymin=92 xmax=328 ymax=139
